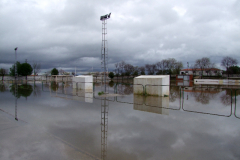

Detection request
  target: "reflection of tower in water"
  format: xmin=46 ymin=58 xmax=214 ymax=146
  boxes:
xmin=101 ymin=98 xmax=109 ymax=160
xmin=15 ymin=83 xmax=18 ymax=121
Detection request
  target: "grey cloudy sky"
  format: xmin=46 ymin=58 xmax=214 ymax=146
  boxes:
xmin=0 ymin=0 xmax=240 ymax=74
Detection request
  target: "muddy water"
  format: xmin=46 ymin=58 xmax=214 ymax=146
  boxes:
xmin=0 ymin=81 xmax=240 ymax=160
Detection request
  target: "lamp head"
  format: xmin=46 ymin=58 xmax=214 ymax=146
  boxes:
xmin=100 ymin=13 xmax=111 ymax=21
xmin=14 ymin=47 xmax=18 ymax=51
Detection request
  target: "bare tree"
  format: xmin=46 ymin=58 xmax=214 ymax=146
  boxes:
xmin=32 ymin=62 xmax=41 ymax=81
xmin=0 ymin=68 xmax=8 ymax=81
xmin=221 ymin=56 xmax=238 ymax=77
xmin=195 ymin=57 xmax=210 ymax=77
xmin=156 ymin=59 xmax=168 ymax=74
xmin=156 ymin=61 xmax=163 ymax=75
xmin=115 ymin=62 xmax=120 ymax=81
xmin=174 ymin=61 xmax=183 ymax=75
xmin=118 ymin=61 xmax=126 ymax=81
xmin=166 ymin=58 xmax=177 ymax=76
xmin=132 ymin=66 xmax=139 ymax=77
xmin=124 ymin=63 xmax=134 ymax=79
xmin=145 ymin=64 xmax=156 ymax=75
xmin=138 ymin=66 xmax=145 ymax=75
xmin=44 ymin=71 xmax=51 ymax=81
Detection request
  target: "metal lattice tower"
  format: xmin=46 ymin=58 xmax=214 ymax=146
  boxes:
xmin=101 ymin=98 xmax=109 ymax=160
xmin=100 ymin=13 xmax=111 ymax=93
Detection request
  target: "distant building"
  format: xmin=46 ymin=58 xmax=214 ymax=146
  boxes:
xmin=180 ymin=68 xmax=222 ymax=76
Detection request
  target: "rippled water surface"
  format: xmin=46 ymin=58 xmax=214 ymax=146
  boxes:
xmin=0 ymin=81 xmax=240 ymax=160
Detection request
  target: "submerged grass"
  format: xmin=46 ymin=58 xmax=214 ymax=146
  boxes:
xmin=98 ymin=91 xmax=104 ymax=95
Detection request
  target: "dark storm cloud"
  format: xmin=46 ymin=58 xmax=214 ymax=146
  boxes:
xmin=0 ymin=0 xmax=239 ymax=73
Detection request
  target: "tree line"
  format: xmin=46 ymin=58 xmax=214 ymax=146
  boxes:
xmin=0 ymin=56 xmax=238 ymax=81
xmin=0 ymin=62 xmax=41 ymax=81
xmin=108 ymin=56 xmax=239 ymax=79
xmin=111 ymin=58 xmax=183 ymax=79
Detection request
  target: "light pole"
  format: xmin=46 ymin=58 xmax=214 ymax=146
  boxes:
xmin=100 ymin=13 xmax=111 ymax=93
xmin=14 ymin=47 xmax=18 ymax=80
xmin=14 ymin=47 xmax=18 ymax=121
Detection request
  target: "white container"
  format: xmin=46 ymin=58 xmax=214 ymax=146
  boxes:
xmin=134 ymin=75 xmax=170 ymax=96
xmin=72 ymin=75 xmax=93 ymax=92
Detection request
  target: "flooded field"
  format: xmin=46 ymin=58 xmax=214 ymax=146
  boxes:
xmin=0 ymin=81 xmax=240 ymax=160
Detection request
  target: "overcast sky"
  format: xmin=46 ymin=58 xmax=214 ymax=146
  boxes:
xmin=0 ymin=0 xmax=240 ymax=74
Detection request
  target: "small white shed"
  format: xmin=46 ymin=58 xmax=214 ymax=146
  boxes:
xmin=133 ymin=75 xmax=170 ymax=96
xmin=72 ymin=75 xmax=93 ymax=92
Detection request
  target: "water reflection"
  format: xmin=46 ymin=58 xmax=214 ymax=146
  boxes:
xmin=51 ymin=81 xmax=59 ymax=91
xmin=6 ymin=82 xmax=240 ymax=121
xmin=33 ymin=83 xmax=41 ymax=97
xmin=169 ymin=86 xmax=180 ymax=102
xmin=108 ymin=81 xmax=114 ymax=87
xmin=72 ymin=89 xmax=93 ymax=103
xmin=42 ymin=82 xmax=93 ymax=103
xmin=186 ymin=87 xmax=220 ymax=104
xmin=0 ymin=83 xmax=7 ymax=92
xmin=235 ymin=90 xmax=240 ymax=119
xmin=115 ymin=83 xmax=133 ymax=95
xmin=182 ymin=87 xmax=233 ymax=117
xmin=134 ymin=95 xmax=169 ymax=115
xmin=220 ymin=90 xmax=232 ymax=106
xmin=101 ymin=98 xmax=109 ymax=160
xmin=1 ymin=81 xmax=240 ymax=160
xmin=10 ymin=84 xmax=33 ymax=99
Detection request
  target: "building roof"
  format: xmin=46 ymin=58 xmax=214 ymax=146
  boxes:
xmin=136 ymin=75 xmax=169 ymax=78
xmin=181 ymin=68 xmax=221 ymax=71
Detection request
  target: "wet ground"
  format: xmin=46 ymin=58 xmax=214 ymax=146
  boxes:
xmin=0 ymin=81 xmax=240 ymax=160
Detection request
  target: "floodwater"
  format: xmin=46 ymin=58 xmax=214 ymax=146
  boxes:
xmin=0 ymin=81 xmax=240 ymax=160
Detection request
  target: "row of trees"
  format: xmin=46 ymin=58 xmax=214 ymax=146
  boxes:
xmin=0 ymin=62 xmax=62 ymax=81
xmin=110 ymin=56 xmax=238 ymax=78
xmin=9 ymin=62 xmax=41 ymax=80
xmin=0 ymin=56 xmax=238 ymax=80
xmin=0 ymin=63 xmax=66 ymax=81
xmin=9 ymin=62 xmax=33 ymax=80
xmin=113 ymin=58 xmax=184 ymax=79
xmin=44 ymin=68 xmax=74 ymax=76
xmin=190 ymin=56 xmax=238 ymax=77
xmin=0 ymin=62 xmax=41 ymax=81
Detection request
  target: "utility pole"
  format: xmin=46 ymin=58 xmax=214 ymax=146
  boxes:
xmin=14 ymin=47 xmax=18 ymax=121
xmin=15 ymin=47 xmax=18 ymax=80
